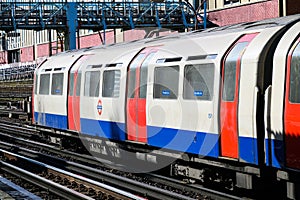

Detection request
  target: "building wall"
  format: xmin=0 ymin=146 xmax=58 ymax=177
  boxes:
xmin=0 ymin=0 xmax=291 ymax=63
xmin=20 ymin=46 xmax=34 ymax=62
xmin=124 ymin=29 xmax=146 ymax=41
xmin=1 ymin=29 xmax=147 ymax=63
xmin=207 ymin=0 xmax=279 ymax=26
xmin=0 ymin=51 xmax=6 ymax=64
xmin=78 ymin=31 xmax=115 ymax=48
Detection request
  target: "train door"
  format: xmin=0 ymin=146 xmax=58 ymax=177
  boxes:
xmin=126 ymin=47 xmax=157 ymax=143
xmin=284 ymin=38 xmax=300 ymax=169
xmin=220 ymin=33 xmax=258 ymax=159
xmin=68 ymin=55 xmax=89 ymax=131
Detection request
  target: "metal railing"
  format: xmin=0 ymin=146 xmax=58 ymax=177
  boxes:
xmin=0 ymin=1 xmax=204 ymax=31
xmin=0 ymin=61 xmax=37 ymax=81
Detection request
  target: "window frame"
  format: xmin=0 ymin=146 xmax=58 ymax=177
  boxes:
xmin=183 ymin=63 xmax=215 ymax=101
xmin=39 ymin=73 xmax=50 ymax=95
xmin=222 ymin=41 xmax=249 ymax=102
xmin=102 ymin=69 xmax=121 ymax=98
xmin=34 ymin=73 xmax=39 ymax=95
xmin=153 ymin=65 xmax=180 ymax=100
xmin=224 ymin=0 xmax=240 ymax=6
xmin=84 ymin=70 xmax=100 ymax=97
xmin=289 ymin=41 xmax=300 ymax=104
xmin=51 ymin=72 xmax=64 ymax=96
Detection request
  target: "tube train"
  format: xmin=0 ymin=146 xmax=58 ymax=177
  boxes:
xmin=32 ymin=14 xmax=300 ymax=198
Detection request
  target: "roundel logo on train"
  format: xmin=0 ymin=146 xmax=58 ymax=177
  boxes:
xmin=97 ymin=99 xmax=102 ymax=115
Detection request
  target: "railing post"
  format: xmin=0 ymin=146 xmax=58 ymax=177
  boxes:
xmin=203 ymin=0 xmax=207 ymax=29
xmin=65 ymin=2 xmax=77 ymax=50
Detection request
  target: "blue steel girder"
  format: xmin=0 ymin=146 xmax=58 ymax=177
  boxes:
xmin=0 ymin=1 xmax=207 ymax=50
xmin=0 ymin=2 xmax=67 ymax=31
xmin=0 ymin=1 xmax=202 ymax=31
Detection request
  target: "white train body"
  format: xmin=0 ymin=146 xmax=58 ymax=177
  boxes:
xmin=32 ymin=14 xmax=300 ymax=199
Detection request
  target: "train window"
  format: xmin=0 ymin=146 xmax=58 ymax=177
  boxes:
xmin=128 ymin=69 xmax=136 ymax=98
xmin=39 ymin=74 xmax=50 ymax=95
xmin=222 ymin=42 xmax=248 ymax=101
xmin=140 ymin=53 xmax=155 ymax=98
xmin=84 ymin=71 xmax=100 ymax=97
xmin=127 ymin=53 xmax=146 ymax=98
xmin=289 ymin=43 xmax=300 ymax=103
xmin=154 ymin=66 xmax=179 ymax=99
xmin=51 ymin=73 xmax=64 ymax=95
xmin=76 ymin=72 xmax=81 ymax=96
xmin=183 ymin=63 xmax=214 ymax=100
xmin=69 ymin=73 xmax=74 ymax=96
xmin=34 ymin=73 xmax=38 ymax=95
xmin=102 ymin=70 xmax=121 ymax=98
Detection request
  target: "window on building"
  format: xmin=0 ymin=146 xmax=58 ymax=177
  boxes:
xmin=224 ymin=0 xmax=240 ymax=5
xmin=39 ymin=74 xmax=50 ymax=95
xmin=102 ymin=70 xmax=121 ymax=98
xmin=154 ymin=66 xmax=179 ymax=99
xmin=84 ymin=71 xmax=100 ymax=97
xmin=184 ymin=63 xmax=214 ymax=100
xmin=289 ymin=43 xmax=300 ymax=103
xmin=51 ymin=73 xmax=64 ymax=95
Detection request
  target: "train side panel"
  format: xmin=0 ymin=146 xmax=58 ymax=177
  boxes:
xmin=269 ymin=23 xmax=300 ymax=169
xmin=146 ymin=34 xmax=234 ymax=158
xmin=79 ymin=47 xmax=139 ymax=141
xmin=236 ymin=27 xmax=283 ymax=164
xmin=33 ymin=54 xmax=82 ymax=130
xmin=269 ymin=21 xmax=300 ymax=200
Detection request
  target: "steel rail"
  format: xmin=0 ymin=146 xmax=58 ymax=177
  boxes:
xmin=0 ymin=123 xmax=243 ymax=200
xmin=0 ymin=161 xmax=94 ymax=200
xmin=0 ymin=149 xmax=145 ymax=200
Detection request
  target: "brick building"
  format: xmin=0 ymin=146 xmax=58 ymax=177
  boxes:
xmin=203 ymin=0 xmax=300 ymax=26
xmin=0 ymin=0 xmax=300 ymax=64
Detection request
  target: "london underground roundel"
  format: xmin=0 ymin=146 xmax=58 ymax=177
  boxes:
xmin=97 ymin=99 xmax=102 ymax=115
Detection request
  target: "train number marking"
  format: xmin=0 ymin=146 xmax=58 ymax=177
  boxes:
xmin=208 ymin=113 xmax=212 ymax=119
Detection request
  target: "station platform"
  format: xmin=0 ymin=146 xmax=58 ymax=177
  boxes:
xmin=0 ymin=177 xmax=41 ymax=200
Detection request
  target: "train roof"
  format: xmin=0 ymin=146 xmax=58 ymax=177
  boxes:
xmin=43 ymin=14 xmax=300 ymax=59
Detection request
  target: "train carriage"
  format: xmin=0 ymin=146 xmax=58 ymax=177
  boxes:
xmin=269 ymin=20 xmax=300 ymax=199
xmin=32 ymin=14 xmax=300 ymax=199
xmin=33 ymin=52 xmax=85 ymax=130
xmin=78 ymin=45 xmax=141 ymax=141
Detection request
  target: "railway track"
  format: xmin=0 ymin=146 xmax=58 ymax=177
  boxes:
xmin=0 ymin=150 xmax=143 ymax=200
xmin=0 ymin=80 xmax=33 ymax=99
xmin=0 ymin=120 xmax=247 ymax=200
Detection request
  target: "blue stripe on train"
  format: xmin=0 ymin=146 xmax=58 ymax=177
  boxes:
xmin=147 ymin=126 xmax=259 ymax=164
xmin=34 ymin=112 xmax=67 ymax=130
xmin=239 ymin=137 xmax=258 ymax=164
xmin=34 ymin=113 xmax=259 ymax=165
xmin=147 ymin=126 xmax=220 ymax=158
xmin=81 ymin=118 xmax=126 ymax=141
xmin=265 ymin=139 xmax=284 ymax=168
